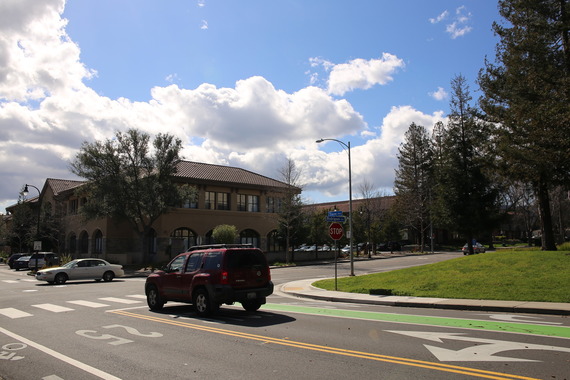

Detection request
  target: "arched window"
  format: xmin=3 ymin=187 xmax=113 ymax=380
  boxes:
xmin=266 ymin=230 xmax=283 ymax=252
xmin=93 ymin=230 xmax=103 ymax=255
xmin=240 ymin=229 xmax=259 ymax=248
xmin=68 ymin=233 xmax=77 ymax=255
xmin=79 ymin=231 xmax=89 ymax=254
xmin=170 ymin=228 xmax=196 ymax=253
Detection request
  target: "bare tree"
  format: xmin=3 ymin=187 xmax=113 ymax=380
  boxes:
xmin=277 ymin=158 xmax=304 ymax=263
xmin=356 ymin=180 xmax=386 ymax=257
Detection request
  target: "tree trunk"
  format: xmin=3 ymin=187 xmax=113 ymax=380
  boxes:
xmin=536 ymin=179 xmax=557 ymax=251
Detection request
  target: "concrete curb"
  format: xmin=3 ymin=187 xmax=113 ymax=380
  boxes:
xmin=280 ymin=279 xmax=570 ymax=316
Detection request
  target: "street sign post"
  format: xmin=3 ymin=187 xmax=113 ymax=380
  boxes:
xmin=328 ymin=222 xmax=344 ymax=291
xmin=325 ymin=215 xmax=346 ymax=223
xmin=329 ymin=222 xmax=344 ymax=240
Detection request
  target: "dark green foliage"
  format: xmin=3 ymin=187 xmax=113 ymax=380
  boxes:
xmin=433 ymin=75 xmax=500 ymax=252
xmin=478 ymin=0 xmax=570 ymax=250
xmin=212 ymin=225 xmax=239 ymax=244
xmin=70 ymin=129 xmax=195 ymax=261
xmin=394 ymin=122 xmax=433 ymax=250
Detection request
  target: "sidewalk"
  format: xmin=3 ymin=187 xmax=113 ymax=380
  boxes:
xmin=280 ymin=278 xmax=570 ymax=316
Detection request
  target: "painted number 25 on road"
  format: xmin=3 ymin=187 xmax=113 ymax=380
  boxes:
xmin=76 ymin=324 xmax=162 ymax=346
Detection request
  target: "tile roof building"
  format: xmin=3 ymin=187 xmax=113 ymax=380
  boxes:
xmin=7 ymin=161 xmax=299 ymax=265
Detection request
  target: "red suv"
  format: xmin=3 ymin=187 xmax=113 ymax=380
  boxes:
xmin=145 ymin=244 xmax=273 ymax=316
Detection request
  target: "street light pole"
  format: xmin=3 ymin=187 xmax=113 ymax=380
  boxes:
xmin=316 ymin=138 xmax=355 ymax=276
xmin=23 ymin=184 xmax=41 ymax=270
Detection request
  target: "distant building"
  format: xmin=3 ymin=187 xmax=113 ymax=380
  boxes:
xmin=6 ymin=161 xmax=300 ymax=265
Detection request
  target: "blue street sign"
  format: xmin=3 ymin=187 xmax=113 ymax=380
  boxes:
xmin=326 ymin=216 xmax=346 ymax=223
xmin=328 ymin=210 xmax=343 ymax=217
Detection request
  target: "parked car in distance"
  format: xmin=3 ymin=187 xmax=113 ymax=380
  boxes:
xmin=145 ymin=244 xmax=273 ymax=316
xmin=27 ymin=252 xmax=60 ymax=270
xmin=294 ymin=245 xmax=308 ymax=252
xmin=8 ymin=253 xmax=27 ymax=269
xmin=462 ymin=242 xmax=486 ymax=255
xmin=13 ymin=256 xmax=32 ymax=270
xmin=378 ymin=242 xmax=402 ymax=251
xmin=35 ymin=259 xmax=124 ymax=284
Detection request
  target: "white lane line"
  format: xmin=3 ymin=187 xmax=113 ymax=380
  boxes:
xmin=67 ymin=300 xmax=110 ymax=308
xmin=0 ymin=326 xmax=121 ymax=380
xmin=32 ymin=304 xmax=75 ymax=313
xmin=99 ymin=297 xmax=141 ymax=304
xmin=0 ymin=308 xmax=33 ymax=319
xmin=126 ymin=295 xmax=146 ymax=299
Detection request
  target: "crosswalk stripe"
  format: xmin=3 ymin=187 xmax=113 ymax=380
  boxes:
xmin=99 ymin=297 xmax=142 ymax=304
xmin=0 ymin=308 xmax=33 ymax=319
xmin=32 ymin=304 xmax=75 ymax=313
xmin=67 ymin=300 xmax=109 ymax=308
xmin=0 ymin=296 xmax=145 ymax=319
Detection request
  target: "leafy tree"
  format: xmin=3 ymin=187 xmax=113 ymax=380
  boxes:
xmin=70 ymin=129 xmax=195 ymax=263
xmin=434 ymin=75 xmax=499 ymax=253
xmin=212 ymin=225 xmax=239 ymax=244
xmin=306 ymin=208 xmax=329 ymax=257
xmin=381 ymin=207 xmax=402 ymax=248
xmin=478 ymin=0 xmax=570 ymax=250
xmin=394 ymin=122 xmax=433 ymax=251
xmin=276 ymin=158 xmax=304 ymax=263
xmin=7 ymin=198 xmax=36 ymax=252
xmin=498 ymin=181 xmax=538 ymax=245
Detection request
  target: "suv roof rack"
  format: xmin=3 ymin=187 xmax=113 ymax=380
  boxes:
xmin=186 ymin=244 xmax=254 ymax=252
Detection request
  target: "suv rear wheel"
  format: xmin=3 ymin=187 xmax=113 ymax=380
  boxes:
xmin=193 ymin=289 xmax=219 ymax=317
xmin=241 ymin=299 xmax=263 ymax=312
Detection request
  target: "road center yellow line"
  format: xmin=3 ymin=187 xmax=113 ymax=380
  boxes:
xmin=110 ymin=309 xmax=539 ymax=380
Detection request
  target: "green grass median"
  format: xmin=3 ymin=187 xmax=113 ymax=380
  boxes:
xmin=313 ymin=248 xmax=570 ymax=303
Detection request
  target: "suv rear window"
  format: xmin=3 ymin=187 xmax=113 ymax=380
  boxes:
xmin=203 ymin=252 xmax=223 ymax=270
xmin=226 ymin=249 xmax=266 ymax=269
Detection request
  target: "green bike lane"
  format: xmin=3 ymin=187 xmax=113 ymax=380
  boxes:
xmin=262 ymin=303 xmax=570 ymax=339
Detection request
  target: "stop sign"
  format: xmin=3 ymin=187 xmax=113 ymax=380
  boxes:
xmin=329 ymin=222 xmax=344 ymax=240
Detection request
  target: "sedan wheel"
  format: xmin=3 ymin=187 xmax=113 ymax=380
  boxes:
xmin=54 ymin=273 xmax=67 ymax=285
xmin=102 ymin=271 xmax=115 ymax=282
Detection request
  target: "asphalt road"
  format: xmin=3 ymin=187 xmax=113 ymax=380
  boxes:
xmin=1 ymin=253 xmax=569 ymax=380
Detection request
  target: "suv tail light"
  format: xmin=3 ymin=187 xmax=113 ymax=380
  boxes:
xmin=220 ymin=271 xmax=229 ymax=285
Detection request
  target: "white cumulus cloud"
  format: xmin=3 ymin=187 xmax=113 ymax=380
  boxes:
xmin=326 ymin=53 xmax=405 ymax=96
xmin=429 ymin=87 xmax=448 ymax=101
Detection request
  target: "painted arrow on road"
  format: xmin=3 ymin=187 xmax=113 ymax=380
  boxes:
xmin=387 ymin=330 xmax=570 ymax=362
xmin=483 ymin=314 xmax=563 ymax=325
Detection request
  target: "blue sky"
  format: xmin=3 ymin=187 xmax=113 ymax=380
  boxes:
xmin=0 ymin=0 xmax=500 ymax=213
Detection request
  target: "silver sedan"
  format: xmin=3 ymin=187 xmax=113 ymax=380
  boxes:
xmin=35 ymin=258 xmax=124 ymax=285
